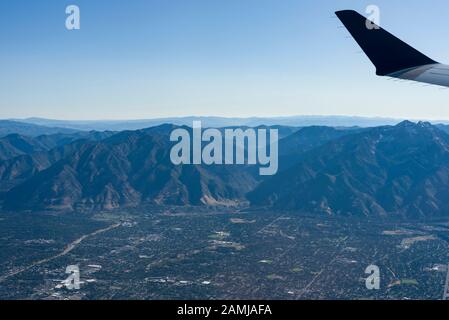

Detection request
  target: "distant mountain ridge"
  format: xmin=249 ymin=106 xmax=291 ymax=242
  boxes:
xmin=0 ymin=131 xmax=114 ymax=161
xmin=10 ymin=116 xmax=405 ymax=131
xmin=0 ymin=120 xmax=78 ymax=137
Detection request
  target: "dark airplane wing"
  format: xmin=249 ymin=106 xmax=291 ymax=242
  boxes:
xmin=336 ymin=10 xmax=449 ymax=87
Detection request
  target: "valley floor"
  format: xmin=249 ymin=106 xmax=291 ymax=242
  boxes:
xmin=0 ymin=208 xmax=448 ymax=300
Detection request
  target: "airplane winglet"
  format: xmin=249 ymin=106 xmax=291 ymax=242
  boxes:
xmin=335 ymin=10 xmax=438 ymax=76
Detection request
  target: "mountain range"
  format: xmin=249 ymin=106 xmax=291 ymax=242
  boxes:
xmin=2 ymin=120 xmax=449 ymax=218
xmin=0 ymin=125 xmax=259 ymax=211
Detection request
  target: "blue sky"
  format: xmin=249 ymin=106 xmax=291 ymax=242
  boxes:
xmin=1 ymin=0 xmax=449 ymax=120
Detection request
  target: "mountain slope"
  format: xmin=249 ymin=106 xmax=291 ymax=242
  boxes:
xmin=249 ymin=121 xmax=449 ymax=218
xmin=0 ymin=134 xmax=48 ymax=161
xmin=277 ymin=126 xmax=362 ymax=170
xmin=0 ymin=132 xmax=115 ymax=192
xmin=2 ymin=125 xmax=258 ymax=211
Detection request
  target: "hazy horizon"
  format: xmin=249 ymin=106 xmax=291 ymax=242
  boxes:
xmin=3 ymin=114 xmax=449 ymax=123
